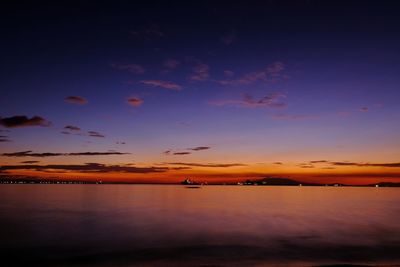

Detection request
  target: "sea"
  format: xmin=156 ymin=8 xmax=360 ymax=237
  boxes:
xmin=1 ymin=185 xmax=399 ymax=266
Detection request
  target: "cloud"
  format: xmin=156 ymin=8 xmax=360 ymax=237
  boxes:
xmin=88 ymin=131 xmax=105 ymax=138
xmin=164 ymin=146 xmax=210 ymax=155
xmin=62 ymin=126 xmax=106 ymax=138
xmin=299 ymin=164 xmax=314 ymax=168
xmin=140 ymin=80 xmax=182 ymax=90
xmin=0 ymin=135 xmax=11 ymax=142
xmin=20 ymin=161 xmax=40 ymax=164
xmin=165 ymin=162 xmax=247 ymax=168
xmin=221 ymin=31 xmax=237 ymax=45
xmin=310 ymin=160 xmax=328 ymax=164
xmin=65 ymin=96 xmax=88 ymax=105
xmin=2 ymin=151 xmax=63 ymax=157
xmin=0 ymin=115 xmax=51 ymax=128
xmin=266 ymin=61 xmax=285 ymax=77
xmin=64 ymin=125 xmax=81 ymax=131
xmin=173 ymin=152 xmax=191 ymax=155
xmin=331 ymin=162 xmax=400 ymax=168
xmin=127 ymin=97 xmax=143 ymax=107
xmin=270 ymin=113 xmax=315 ymax=121
xmin=190 ymin=63 xmax=210 ymax=81
xmin=177 ymin=121 xmax=191 ymax=128
xmin=338 ymin=105 xmax=378 ymax=117
xmin=210 ymin=93 xmax=286 ymax=108
xmin=111 ymin=63 xmax=145 ymax=74
xmin=1 ymin=151 xmax=130 ymax=157
xmin=188 ymin=146 xmax=210 ymax=151
xmin=164 ymin=59 xmax=180 ymax=69
xmin=223 ymin=70 xmax=234 ymax=77
xmin=0 ymin=163 xmax=168 ymax=173
xmin=68 ymin=152 xmax=130 ymax=156
xmin=216 ymin=62 xmax=286 ymax=85
xmin=309 ymin=160 xmax=400 ymax=168
xmin=274 ymin=162 xmax=283 ymax=165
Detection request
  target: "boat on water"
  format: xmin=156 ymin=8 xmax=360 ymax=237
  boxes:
xmin=181 ymin=178 xmax=202 ymax=188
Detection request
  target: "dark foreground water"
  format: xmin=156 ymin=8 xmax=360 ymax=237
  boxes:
xmin=0 ymin=185 xmax=400 ymax=267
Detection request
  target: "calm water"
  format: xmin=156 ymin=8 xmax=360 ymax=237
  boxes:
xmin=0 ymin=185 xmax=400 ymax=266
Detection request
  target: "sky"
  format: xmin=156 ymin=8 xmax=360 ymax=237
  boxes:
xmin=1 ymin=0 xmax=400 ymax=184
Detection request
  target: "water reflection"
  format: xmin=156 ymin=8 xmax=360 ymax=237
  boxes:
xmin=0 ymin=185 xmax=399 ymax=266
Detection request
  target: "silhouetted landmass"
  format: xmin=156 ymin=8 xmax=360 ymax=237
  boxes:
xmin=243 ymin=177 xmax=400 ymax=187
xmin=260 ymin=177 xmax=304 ymax=185
xmin=375 ymin=182 xmax=400 ymax=187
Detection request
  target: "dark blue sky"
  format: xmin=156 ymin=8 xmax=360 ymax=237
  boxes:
xmin=1 ymin=1 xmax=400 ymax=183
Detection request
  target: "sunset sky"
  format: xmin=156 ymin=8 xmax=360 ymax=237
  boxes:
xmin=1 ymin=1 xmax=400 ymax=184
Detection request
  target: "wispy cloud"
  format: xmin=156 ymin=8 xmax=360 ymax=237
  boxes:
xmin=173 ymin=152 xmax=191 ymax=155
xmin=337 ymin=104 xmax=381 ymax=117
xmin=0 ymin=115 xmax=51 ymax=128
xmin=164 ymin=146 xmax=210 ymax=155
xmin=20 ymin=161 xmax=40 ymax=164
xmin=188 ymin=146 xmax=210 ymax=151
xmin=0 ymin=163 xmax=168 ymax=173
xmin=270 ymin=113 xmax=316 ymax=121
xmin=298 ymin=163 xmax=315 ymax=168
xmin=165 ymin=162 xmax=247 ymax=168
xmin=310 ymin=160 xmax=328 ymax=164
xmin=62 ymin=126 xmax=106 ymax=138
xmin=164 ymin=59 xmax=180 ymax=69
xmin=127 ymin=97 xmax=143 ymax=107
xmin=111 ymin=63 xmax=145 ymax=74
xmin=177 ymin=121 xmax=192 ymax=128
xmin=64 ymin=125 xmax=81 ymax=131
xmin=65 ymin=96 xmax=88 ymax=105
xmin=1 ymin=150 xmax=130 ymax=157
xmin=190 ymin=63 xmax=210 ymax=81
xmin=223 ymin=70 xmax=234 ymax=77
xmin=68 ymin=152 xmax=129 ymax=156
xmin=305 ymin=160 xmax=400 ymax=168
xmin=0 ymin=135 xmax=11 ymax=142
xmin=140 ymin=80 xmax=182 ymax=90
xmin=210 ymin=93 xmax=286 ymax=108
xmin=330 ymin=161 xmax=400 ymax=168
xmin=216 ymin=62 xmax=286 ymax=85
xmin=88 ymin=131 xmax=105 ymax=138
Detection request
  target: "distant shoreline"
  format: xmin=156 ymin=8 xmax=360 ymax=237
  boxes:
xmin=1 ymin=179 xmax=399 ymax=187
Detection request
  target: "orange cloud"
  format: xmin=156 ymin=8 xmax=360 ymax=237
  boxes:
xmin=65 ymin=96 xmax=88 ymax=105
xmin=127 ymin=97 xmax=143 ymax=107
